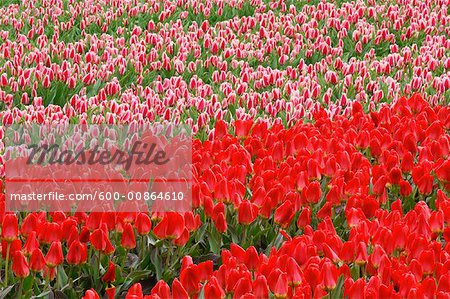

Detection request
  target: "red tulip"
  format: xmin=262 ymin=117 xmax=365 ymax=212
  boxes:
xmin=321 ymin=260 xmax=339 ymax=290
xmin=1 ymin=239 xmax=21 ymax=261
xmin=44 ymin=265 xmax=56 ymax=281
xmin=45 ymin=241 xmax=63 ymax=268
xmin=234 ymin=277 xmax=253 ymax=298
xmin=213 ymin=212 xmax=227 ymax=233
xmin=230 ymin=243 xmax=246 ymax=264
xmin=399 ymin=180 xmax=412 ymax=197
xmin=20 ymin=213 xmax=38 ymax=237
xmin=413 ymin=166 xmax=434 ymax=195
xmin=30 ymin=248 xmax=45 ymax=272
xmin=173 ymin=228 xmax=190 ymax=246
xmin=86 ymin=212 xmax=103 ymax=231
xmin=214 ymin=120 xmax=228 ymax=138
xmin=2 ymin=214 xmax=18 ymax=242
xmin=368 ymin=245 xmax=386 ymax=269
xmin=286 ymin=257 xmax=303 ymax=286
xmin=125 ymin=283 xmax=143 ymax=299
xmin=180 ymin=266 xmax=202 ymax=296
xmin=274 ymin=201 xmax=295 ymax=228
xmin=153 ymin=212 xmax=185 ymax=240
xmin=204 ymin=276 xmax=225 ymax=299
xmin=38 ymin=222 xmax=61 ymax=245
xmin=323 ymin=243 xmax=341 ymax=264
xmin=184 ymin=211 xmax=201 ymax=232
xmin=419 ymin=250 xmax=435 ymax=275
xmin=355 ymin=242 xmax=368 ymax=266
xmin=436 ymin=160 xmax=450 ymax=183
xmin=172 ymin=278 xmax=189 ymax=299
xmin=12 ymin=251 xmax=30 ymax=278
xmin=419 ymin=276 xmax=436 ymax=297
xmin=429 ymin=210 xmax=444 ymax=233
xmin=297 ymin=207 xmax=311 ymax=228
xmin=401 ymin=152 xmax=414 ymax=173
xmin=61 ymin=218 xmax=78 ymax=241
xmin=235 ymin=119 xmax=253 ymax=138
xmin=135 ymin=213 xmax=152 ymax=235
xmin=105 ymin=286 xmax=116 ymax=299
xmin=181 ymin=255 xmax=194 ymax=272
xmin=244 ymin=246 xmax=260 ymax=271
xmin=121 ymin=223 xmax=136 ymax=250
xmin=23 ymin=231 xmax=39 ymax=257
xmin=90 ymin=228 xmax=115 ymax=254
xmin=304 ymin=181 xmax=322 ymax=204
xmin=79 ymin=226 xmax=91 ymax=243
xmin=66 ymin=240 xmax=88 ymax=265
xmin=347 ymin=278 xmax=365 ymax=299
xmin=151 ymin=280 xmax=171 ymax=298
xmin=238 ymin=201 xmax=259 ymax=225
xmin=82 ymin=289 xmax=100 ymax=299
xmin=67 ymin=226 xmax=80 ymax=246
xmin=389 ymin=167 xmax=402 ymax=185
xmin=437 ymin=272 xmax=450 ymax=294
xmin=197 ymin=260 xmax=213 ymax=282
xmin=269 ymin=271 xmax=288 ymax=298
xmin=253 ymin=275 xmax=269 ymax=298
xmin=102 ymin=261 xmax=116 ymax=283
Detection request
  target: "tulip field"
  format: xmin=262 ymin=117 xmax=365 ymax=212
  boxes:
xmin=1 ymin=0 xmax=450 ymax=298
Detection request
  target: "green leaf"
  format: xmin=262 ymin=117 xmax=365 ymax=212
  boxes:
xmin=228 ymin=225 xmax=240 ymax=244
xmin=207 ymin=229 xmax=222 ymax=255
xmin=194 ymin=223 xmax=208 ymax=243
xmin=116 ymin=270 xmax=154 ymax=295
xmin=150 ymin=249 xmax=162 ymax=280
xmin=53 ymin=290 xmax=69 ymax=299
xmin=197 ymin=284 xmax=206 ymax=299
xmin=57 ymin=265 xmax=69 ymax=288
xmin=0 ymin=285 xmax=14 ymax=298
xmin=22 ymin=275 xmax=34 ymax=293
xmin=331 ymin=275 xmax=345 ymax=298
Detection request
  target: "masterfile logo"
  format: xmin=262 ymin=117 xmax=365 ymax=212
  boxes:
xmin=4 ymin=123 xmax=192 ymax=212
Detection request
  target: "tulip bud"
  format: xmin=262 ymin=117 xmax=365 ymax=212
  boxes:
xmin=2 ymin=214 xmax=18 ymax=242
xmin=121 ymin=223 xmax=136 ymax=250
xmin=238 ymin=201 xmax=259 ymax=225
xmin=12 ymin=251 xmax=30 ymax=278
xmin=66 ymin=240 xmax=88 ymax=265
xmin=82 ymin=289 xmax=100 ymax=299
xmin=102 ymin=261 xmax=116 ymax=283
xmin=30 ymin=249 xmax=45 ymax=272
xmin=45 ymin=241 xmax=63 ymax=268
xmin=135 ymin=213 xmax=152 ymax=235
xmin=213 ymin=212 xmax=227 ymax=233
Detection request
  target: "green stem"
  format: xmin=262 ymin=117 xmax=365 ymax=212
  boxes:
xmin=31 ymin=272 xmax=36 ymax=293
xmin=46 ymin=276 xmax=51 ymax=292
xmin=140 ymin=235 xmax=145 ymax=259
xmin=88 ymin=246 xmax=93 ymax=265
xmin=165 ymin=241 xmax=172 ymax=269
xmin=173 ymin=245 xmax=181 ymax=267
xmin=78 ymin=266 xmax=82 ymax=288
xmin=359 ymin=263 xmax=366 ymax=278
xmin=242 ymin=224 xmax=248 ymax=248
xmin=4 ymin=242 xmax=11 ymax=287
xmin=97 ymin=251 xmax=102 ymax=275
xmin=17 ymin=278 xmax=23 ymax=299
xmin=56 ymin=266 xmax=59 ymax=290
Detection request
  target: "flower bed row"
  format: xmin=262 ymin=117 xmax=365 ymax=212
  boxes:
xmin=1 ymin=0 xmax=450 ymax=132
xmin=1 ymin=94 xmax=449 ymax=298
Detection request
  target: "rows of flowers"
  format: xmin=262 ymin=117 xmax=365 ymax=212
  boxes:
xmin=1 ymin=0 xmax=450 ymax=131
xmin=0 ymin=94 xmax=448 ymax=298
xmin=0 ymin=0 xmax=450 ymax=298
